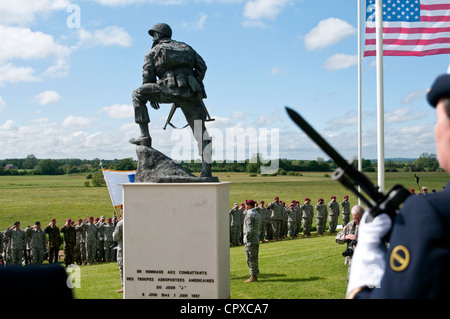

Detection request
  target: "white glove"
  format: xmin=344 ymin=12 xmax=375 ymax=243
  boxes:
xmin=346 ymin=212 xmax=392 ymax=298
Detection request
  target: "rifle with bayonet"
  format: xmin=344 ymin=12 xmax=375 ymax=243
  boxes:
xmin=285 ymin=106 xmax=410 ymax=224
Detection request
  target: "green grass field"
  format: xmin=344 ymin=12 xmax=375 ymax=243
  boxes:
xmin=1 ymin=171 xmax=448 ymax=299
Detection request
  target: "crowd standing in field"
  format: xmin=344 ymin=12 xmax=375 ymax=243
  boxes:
xmin=0 ymin=214 xmax=121 ymax=268
xmin=229 ymin=195 xmax=352 ymax=247
xmin=0 ymin=188 xmax=433 ymax=270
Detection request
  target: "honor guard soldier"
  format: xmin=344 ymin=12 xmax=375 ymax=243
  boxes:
xmin=347 ymin=73 xmax=450 ymax=299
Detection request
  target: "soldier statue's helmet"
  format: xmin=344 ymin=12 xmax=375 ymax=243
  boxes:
xmin=148 ymin=23 xmax=172 ymax=39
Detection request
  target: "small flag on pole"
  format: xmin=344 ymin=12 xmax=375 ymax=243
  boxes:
xmin=365 ymin=0 xmax=450 ymax=57
xmin=102 ymin=169 xmax=136 ymax=208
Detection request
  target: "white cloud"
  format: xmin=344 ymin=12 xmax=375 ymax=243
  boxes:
xmin=89 ymin=0 xmax=174 ymax=5
xmin=385 ymin=107 xmax=426 ymax=123
xmin=62 ymin=115 xmax=94 ymax=129
xmin=0 ymin=120 xmax=17 ymax=130
xmin=33 ymin=91 xmax=61 ymax=106
xmin=325 ymin=111 xmax=358 ymax=131
xmin=402 ymin=89 xmax=426 ymax=105
xmin=243 ymin=0 xmax=291 ymax=27
xmin=0 ymin=97 xmax=6 ymax=112
xmin=181 ymin=13 xmax=208 ymax=31
xmin=98 ymin=104 xmax=134 ymax=119
xmin=0 ymin=26 xmax=72 ymax=81
xmin=323 ymin=54 xmax=358 ymax=71
xmin=0 ymin=63 xmax=41 ymax=86
xmin=77 ymin=26 xmax=133 ymax=47
xmin=0 ymin=0 xmax=70 ymax=26
xmin=231 ymin=111 xmax=248 ymax=119
xmin=304 ymin=18 xmax=356 ymax=51
xmin=0 ymin=26 xmax=71 ymax=63
xmin=269 ymin=67 xmax=284 ymax=75
xmin=88 ymin=0 xmax=241 ymax=6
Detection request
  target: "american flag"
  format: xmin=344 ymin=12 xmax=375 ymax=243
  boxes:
xmin=364 ymin=0 xmax=450 ymax=57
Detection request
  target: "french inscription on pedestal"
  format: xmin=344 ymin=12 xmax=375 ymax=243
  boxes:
xmin=127 ymin=268 xmax=215 ymax=298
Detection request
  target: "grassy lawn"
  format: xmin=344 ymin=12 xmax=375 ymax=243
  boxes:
xmin=1 ymin=171 xmax=448 ymax=299
xmin=69 ymin=231 xmax=346 ymax=299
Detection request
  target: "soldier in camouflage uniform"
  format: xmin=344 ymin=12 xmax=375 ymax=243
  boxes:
xmin=294 ymin=201 xmax=302 ymax=236
xmin=24 ymin=225 xmax=32 ymax=265
xmin=25 ymin=221 xmax=47 ymax=264
xmin=239 ymin=203 xmax=246 ymax=244
xmin=300 ymin=198 xmax=314 ymax=237
xmin=281 ymin=202 xmax=288 ymax=238
xmin=243 ymin=199 xmax=261 ymax=282
xmin=256 ymin=201 xmax=269 ymax=243
xmin=81 ymin=216 xmax=104 ymax=265
xmin=315 ymin=198 xmax=328 ymax=236
xmin=268 ymin=197 xmax=283 ymax=241
xmin=5 ymin=222 xmax=26 ymax=265
xmin=45 ymin=218 xmax=61 ymax=264
xmin=61 ymin=219 xmax=76 ymax=266
xmin=286 ymin=203 xmax=298 ymax=239
xmin=74 ymin=219 xmax=86 ymax=265
xmin=265 ymin=204 xmax=273 ymax=240
xmin=96 ymin=216 xmax=106 ymax=262
xmin=340 ymin=195 xmax=351 ymax=226
xmin=113 ymin=216 xmax=124 ymax=293
xmin=335 ymin=205 xmax=363 ymax=280
xmin=103 ymin=218 xmax=115 ymax=262
xmin=229 ymin=203 xmax=242 ymax=246
xmin=328 ymin=196 xmax=340 ymax=234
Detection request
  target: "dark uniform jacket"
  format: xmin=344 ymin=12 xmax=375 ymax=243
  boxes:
xmin=356 ymin=181 xmax=450 ymax=298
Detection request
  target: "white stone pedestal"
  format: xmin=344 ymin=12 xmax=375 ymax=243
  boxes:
xmin=122 ymin=182 xmax=230 ymax=299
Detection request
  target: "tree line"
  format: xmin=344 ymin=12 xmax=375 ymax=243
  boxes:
xmin=0 ymin=153 xmax=442 ymax=176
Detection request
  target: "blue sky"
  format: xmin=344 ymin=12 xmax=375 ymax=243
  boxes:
xmin=0 ymin=0 xmax=448 ymax=162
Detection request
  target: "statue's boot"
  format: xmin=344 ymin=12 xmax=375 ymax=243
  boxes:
xmin=129 ymin=124 xmax=152 ymax=147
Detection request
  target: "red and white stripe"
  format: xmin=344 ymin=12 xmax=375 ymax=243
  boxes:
xmin=364 ymin=0 xmax=450 ymax=57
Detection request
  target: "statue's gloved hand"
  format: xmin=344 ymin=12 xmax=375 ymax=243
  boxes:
xmin=151 ymin=102 xmax=160 ymax=110
xmin=346 ymin=212 xmax=392 ymax=298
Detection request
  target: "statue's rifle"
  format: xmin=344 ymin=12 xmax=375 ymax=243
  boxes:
xmin=163 ymin=101 xmax=215 ymax=130
xmin=285 ymin=107 xmax=410 ymax=224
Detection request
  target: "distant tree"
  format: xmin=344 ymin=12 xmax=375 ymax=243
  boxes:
xmin=91 ymin=171 xmax=106 ymax=187
xmin=23 ymin=154 xmax=38 ymax=169
xmin=414 ymin=153 xmax=439 ymax=171
xmin=36 ymin=159 xmax=61 ymax=175
xmin=114 ymin=158 xmax=136 ymax=170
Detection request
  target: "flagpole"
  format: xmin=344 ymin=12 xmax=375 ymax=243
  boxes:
xmin=358 ymin=0 xmax=362 ymax=205
xmin=376 ymin=0 xmax=385 ymax=192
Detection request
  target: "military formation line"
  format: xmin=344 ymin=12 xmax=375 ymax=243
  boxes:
xmin=0 ymin=216 xmax=120 ymax=267
xmin=229 ymin=195 xmax=352 ymax=246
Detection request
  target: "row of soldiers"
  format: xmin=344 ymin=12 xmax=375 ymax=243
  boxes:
xmin=229 ymin=195 xmax=351 ymax=246
xmin=0 ymin=215 xmax=120 ymax=267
